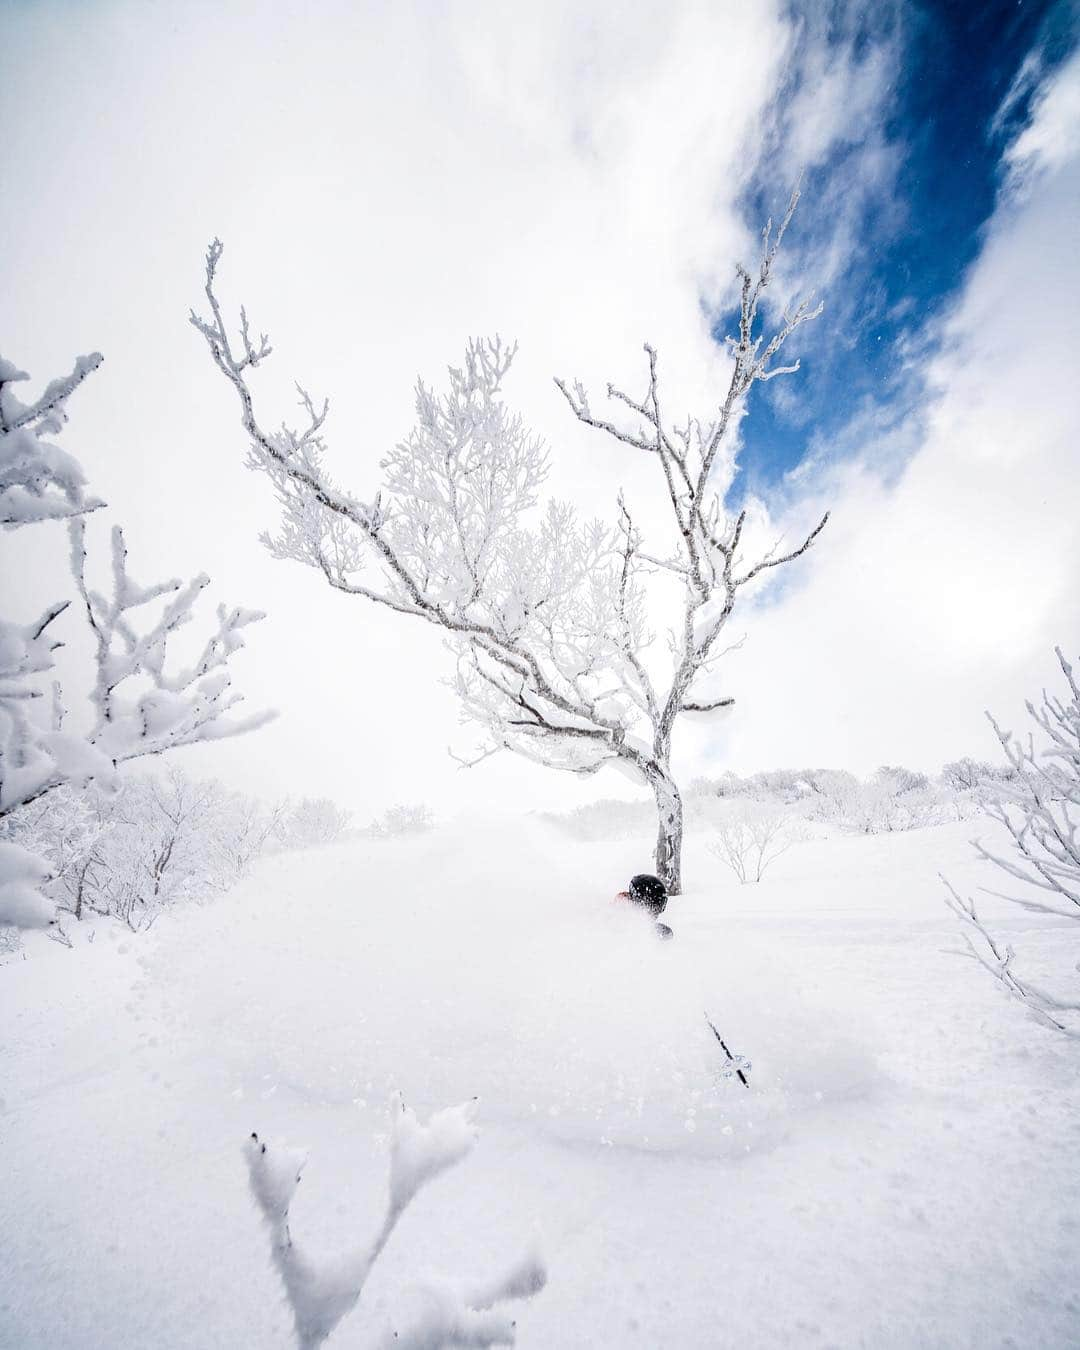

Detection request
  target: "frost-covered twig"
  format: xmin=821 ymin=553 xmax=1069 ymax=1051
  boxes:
xmin=972 ymin=649 xmax=1080 ymax=916
xmin=943 ymin=648 xmax=1080 ymax=1036
xmin=246 ymin=1095 xmax=545 ymax=1350
xmin=942 ymin=876 xmax=1080 ymax=1037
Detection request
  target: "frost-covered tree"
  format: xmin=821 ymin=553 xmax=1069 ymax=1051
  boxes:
xmin=193 ymin=192 xmax=827 ymax=892
xmin=0 ymin=353 xmax=271 ymax=928
xmin=1 ymin=766 xmax=349 ymax=934
xmin=940 ymin=757 xmax=1015 ymax=794
xmin=275 ymin=796 xmax=353 ymax=850
xmin=709 ymin=802 xmax=803 ymax=883
xmin=370 ymin=802 xmax=434 ymax=839
xmin=0 ymin=786 xmax=106 ymax=921
xmin=247 ymin=1094 xmax=545 ymax=1349
xmin=944 ymin=647 xmax=1080 ymax=1036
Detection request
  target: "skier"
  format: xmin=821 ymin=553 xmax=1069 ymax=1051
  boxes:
xmin=614 ymin=873 xmax=674 ymax=939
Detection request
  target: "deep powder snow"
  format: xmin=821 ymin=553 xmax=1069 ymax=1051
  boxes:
xmin=2 ymin=816 xmax=1078 ymax=1347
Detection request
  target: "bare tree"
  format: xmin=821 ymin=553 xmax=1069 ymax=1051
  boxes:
xmin=708 ymin=802 xmax=803 ymax=883
xmin=192 ymin=191 xmax=827 ymax=892
xmin=0 ymin=352 xmax=271 ymax=928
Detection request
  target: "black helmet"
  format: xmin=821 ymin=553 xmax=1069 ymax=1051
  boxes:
xmin=628 ymin=873 xmax=667 ymax=915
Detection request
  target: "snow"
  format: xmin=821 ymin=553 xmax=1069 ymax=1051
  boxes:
xmin=388 ymin=1094 xmax=478 ymax=1212
xmin=2 ymin=815 xmax=1080 ymax=1347
xmin=0 ymin=840 xmax=54 ymax=927
xmin=40 ymin=730 xmax=119 ymax=787
xmin=0 ymin=878 xmax=55 ymax=928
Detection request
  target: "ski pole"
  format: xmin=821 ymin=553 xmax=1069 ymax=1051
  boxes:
xmin=704 ymin=1013 xmax=749 ymax=1088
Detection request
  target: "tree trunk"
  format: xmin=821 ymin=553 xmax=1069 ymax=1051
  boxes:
xmin=648 ymin=768 xmax=684 ymax=895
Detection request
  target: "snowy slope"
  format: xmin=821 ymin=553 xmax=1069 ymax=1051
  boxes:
xmin=2 ymin=817 xmax=1079 ymax=1348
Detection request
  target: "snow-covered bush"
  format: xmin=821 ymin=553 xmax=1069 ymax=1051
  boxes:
xmin=276 ymin=797 xmax=353 ymax=849
xmin=0 ymin=785 xmax=106 ymax=920
xmin=246 ymin=1094 xmax=545 ymax=1349
xmin=5 ymin=769 xmax=238 ymax=929
xmin=944 ymin=648 xmax=1080 ymax=1036
xmin=797 ymin=766 xmax=947 ymax=834
xmin=1 ymin=767 xmax=354 ymax=932
xmin=0 ymin=352 xmax=271 ymax=927
xmin=369 ymin=802 xmax=434 ymax=839
xmin=542 ymin=795 xmax=657 ymax=842
xmin=940 ymin=757 xmax=1015 ymax=793
xmin=708 ymin=801 xmax=804 ymax=883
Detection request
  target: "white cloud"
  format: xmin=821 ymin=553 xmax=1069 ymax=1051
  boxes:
xmin=716 ymin=47 xmax=1080 ymax=778
xmin=2 ymin=0 xmax=973 ymax=817
xmin=1001 ymin=43 xmax=1080 ymax=184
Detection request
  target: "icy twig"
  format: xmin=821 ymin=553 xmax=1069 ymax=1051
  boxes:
xmin=942 ymin=876 xmax=1080 ymax=1037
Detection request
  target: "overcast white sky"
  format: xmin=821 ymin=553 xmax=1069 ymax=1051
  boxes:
xmin=3 ymin=1 xmax=1078 ymax=821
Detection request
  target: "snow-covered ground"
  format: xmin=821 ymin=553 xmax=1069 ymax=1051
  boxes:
xmin=2 ymin=816 xmax=1079 ymax=1348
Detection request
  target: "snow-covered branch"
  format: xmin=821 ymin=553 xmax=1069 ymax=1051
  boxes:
xmin=0 ymin=353 xmax=105 ymax=527
xmin=246 ymin=1095 xmax=545 ymax=1350
xmin=0 ymin=519 xmax=273 ymax=826
xmin=943 ymin=878 xmax=1080 ymax=1037
xmin=973 ymin=649 xmax=1080 ymax=915
xmin=944 ymin=648 xmax=1080 ymax=1036
xmin=0 ymin=352 xmax=272 ymax=929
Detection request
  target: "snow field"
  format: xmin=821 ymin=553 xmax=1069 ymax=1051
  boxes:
xmin=2 ymin=816 xmax=1079 ymax=1347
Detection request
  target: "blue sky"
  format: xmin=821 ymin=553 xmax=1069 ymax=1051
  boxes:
xmin=731 ymin=0 xmax=1079 ymax=493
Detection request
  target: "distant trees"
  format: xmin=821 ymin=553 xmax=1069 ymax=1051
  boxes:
xmin=369 ymin=802 xmax=435 ymax=838
xmin=0 ymin=352 xmax=271 ymax=927
xmin=945 ymin=648 xmax=1080 ymax=1036
xmin=940 ymin=757 xmax=1015 ymax=794
xmin=192 ymin=190 xmax=828 ymax=893
xmin=2 ymin=766 xmax=353 ymax=935
xmin=547 ymin=761 xmax=997 ymax=850
xmin=275 ymin=796 xmax=353 ymax=850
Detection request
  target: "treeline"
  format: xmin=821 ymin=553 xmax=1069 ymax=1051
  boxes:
xmin=0 ymin=766 xmax=352 ymax=936
xmin=547 ymin=759 xmax=1017 ymax=842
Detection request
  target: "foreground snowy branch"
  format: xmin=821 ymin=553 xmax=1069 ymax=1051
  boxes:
xmin=975 ymin=648 xmax=1080 ymax=916
xmin=0 ymin=351 xmax=272 ymax=928
xmin=246 ymin=1095 xmax=545 ymax=1349
xmin=942 ymin=879 xmax=1080 ymax=1037
xmin=943 ymin=648 xmax=1080 ymax=1036
xmin=0 ymin=353 xmax=105 ymax=527
xmin=192 ymin=188 xmax=828 ymax=892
